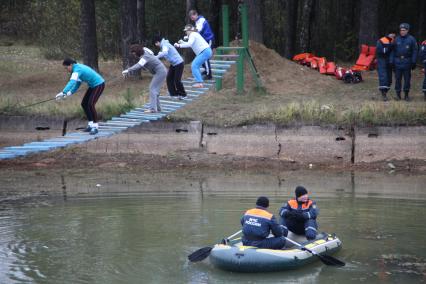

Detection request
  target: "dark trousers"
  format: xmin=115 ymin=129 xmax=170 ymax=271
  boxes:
xmin=242 ymin=236 xmax=286 ymax=249
xmin=395 ymin=67 xmax=412 ymax=93
xmin=286 ymin=218 xmax=318 ymax=240
xmin=167 ymin=63 xmax=186 ymax=97
xmin=423 ymin=63 xmax=426 ymax=92
xmin=377 ymin=58 xmax=392 ymax=91
xmin=81 ymin=82 xmax=104 ymax=122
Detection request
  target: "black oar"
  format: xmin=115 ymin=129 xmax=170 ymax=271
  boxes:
xmin=188 ymin=230 xmax=242 ymax=262
xmin=21 ymin=97 xmax=57 ymax=109
xmin=285 ymin=237 xmax=345 ymax=267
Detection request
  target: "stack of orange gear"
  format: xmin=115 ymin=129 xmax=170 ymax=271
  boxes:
xmin=292 ymin=53 xmax=337 ymax=75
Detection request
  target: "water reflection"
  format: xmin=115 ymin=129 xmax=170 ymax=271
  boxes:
xmin=0 ymin=169 xmax=425 ymax=283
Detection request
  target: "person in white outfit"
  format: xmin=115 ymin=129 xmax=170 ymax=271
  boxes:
xmin=174 ymin=24 xmax=212 ymax=88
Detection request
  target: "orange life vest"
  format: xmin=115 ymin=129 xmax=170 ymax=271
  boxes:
xmin=287 ymin=199 xmax=313 ymax=210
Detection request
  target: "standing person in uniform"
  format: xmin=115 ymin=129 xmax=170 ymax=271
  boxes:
xmin=174 ymin=24 xmax=212 ymax=88
xmin=390 ymin=23 xmax=418 ymax=101
xmin=189 ymin=9 xmax=215 ymax=80
xmin=241 ymin=196 xmax=286 ymax=249
xmin=279 ymin=186 xmax=318 ymax=240
xmin=376 ymin=33 xmax=395 ymax=101
xmin=420 ymin=40 xmax=426 ymax=101
xmin=122 ymin=44 xmax=167 ymax=113
xmin=55 ymin=58 xmax=105 ymax=135
xmin=153 ymin=35 xmax=187 ymax=99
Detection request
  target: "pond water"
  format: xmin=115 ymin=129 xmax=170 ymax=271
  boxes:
xmin=0 ymin=169 xmax=425 ymax=283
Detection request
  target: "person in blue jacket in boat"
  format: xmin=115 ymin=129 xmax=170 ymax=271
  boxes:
xmin=55 ymin=58 xmax=105 ymax=135
xmin=241 ymin=196 xmax=286 ymax=249
xmin=279 ymin=186 xmax=318 ymax=240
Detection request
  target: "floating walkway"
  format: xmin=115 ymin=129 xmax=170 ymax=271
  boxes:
xmin=0 ymin=58 xmax=236 ymax=160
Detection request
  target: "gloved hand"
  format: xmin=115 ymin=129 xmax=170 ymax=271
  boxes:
xmin=411 ymin=63 xmax=416 ymax=70
xmin=174 ymin=43 xmax=180 ymax=48
xmin=55 ymin=92 xmax=66 ymax=101
xmin=122 ymin=69 xmax=129 ymax=77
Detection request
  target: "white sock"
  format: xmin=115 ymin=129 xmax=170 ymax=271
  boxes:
xmin=92 ymin=123 xmax=98 ymax=129
xmin=88 ymin=121 xmax=94 ymax=127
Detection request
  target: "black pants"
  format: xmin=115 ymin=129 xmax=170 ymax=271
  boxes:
xmin=81 ymin=82 xmax=104 ymax=122
xmin=167 ymin=63 xmax=186 ymax=97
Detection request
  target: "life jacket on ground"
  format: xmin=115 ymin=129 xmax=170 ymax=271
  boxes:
xmin=352 ymin=44 xmax=377 ymax=71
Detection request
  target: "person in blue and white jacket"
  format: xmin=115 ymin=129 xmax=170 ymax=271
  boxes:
xmin=189 ymin=10 xmax=215 ymax=80
xmin=174 ymin=24 xmax=212 ymax=88
xmin=153 ymin=35 xmax=186 ymax=99
xmin=56 ymin=58 xmax=105 ymax=135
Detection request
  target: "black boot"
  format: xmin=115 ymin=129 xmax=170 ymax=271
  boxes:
xmin=395 ymin=92 xmax=401 ymax=101
xmin=381 ymin=90 xmax=388 ymax=101
xmin=404 ymin=91 xmax=410 ymax=101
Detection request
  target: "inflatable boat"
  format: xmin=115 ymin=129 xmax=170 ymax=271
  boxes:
xmin=209 ymin=232 xmax=343 ymax=272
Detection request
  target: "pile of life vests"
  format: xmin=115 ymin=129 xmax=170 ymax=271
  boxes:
xmin=292 ymin=48 xmax=376 ymax=84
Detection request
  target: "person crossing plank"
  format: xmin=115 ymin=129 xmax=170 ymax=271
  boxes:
xmin=56 ymin=58 xmax=105 ymax=135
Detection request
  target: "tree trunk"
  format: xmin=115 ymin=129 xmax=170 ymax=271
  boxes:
xmin=284 ymin=0 xmax=298 ymax=59
xmin=184 ymin=0 xmax=198 ymax=63
xmin=418 ymin=0 xmax=425 ymax=40
xmin=209 ymin=0 xmax=221 ymax=46
xmin=358 ymin=0 xmax=379 ymax=46
xmin=246 ymin=0 xmax=263 ymax=43
xmin=137 ymin=0 xmax=145 ymax=44
xmin=186 ymin=0 xmax=198 ymax=23
xmin=80 ymin=0 xmax=99 ymax=71
xmin=120 ymin=0 xmax=138 ymax=70
xmin=298 ymin=0 xmax=315 ymax=53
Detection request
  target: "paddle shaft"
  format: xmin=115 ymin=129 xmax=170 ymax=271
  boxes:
xmin=284 ymin=237 xmax=318 ymax=255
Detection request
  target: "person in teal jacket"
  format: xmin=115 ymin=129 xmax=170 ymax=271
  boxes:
xmin=56 ymin=58 xmax=105 ymax=135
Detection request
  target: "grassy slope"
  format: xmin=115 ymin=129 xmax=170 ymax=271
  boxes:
xmin=0 ymin=42 xmax=425 ymax=127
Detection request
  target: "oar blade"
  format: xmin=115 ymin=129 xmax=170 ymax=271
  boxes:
xmin=188 ymin=247 xmax=212 ymax=262
xmin=318 ymin=254 xmax=345 ymax=267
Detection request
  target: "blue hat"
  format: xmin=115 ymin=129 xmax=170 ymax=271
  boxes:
xmin=399 ymin=23 xmax=410 ymax=30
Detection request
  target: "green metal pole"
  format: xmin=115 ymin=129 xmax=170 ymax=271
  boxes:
xmin=215 ymin=49 xmax=223 ymax=91
xmin=237 ymin=49 xmax=244 ymax=94
xmin=241 ymin=3 xmax=249 ymax=49
xmin=222 ymin=5 xmax=229 ymax=47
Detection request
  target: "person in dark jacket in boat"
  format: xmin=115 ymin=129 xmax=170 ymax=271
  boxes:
xmin=376 ymin=33 xmax=395 ymax=101
xmin=279 ymin=186 xmax=318 ymax=240
xmin=241 ymin=196 xmax=286 ymax=249
xmin=390 ymin=23 xmax=418 ymax=101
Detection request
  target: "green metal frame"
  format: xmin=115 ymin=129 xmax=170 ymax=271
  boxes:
xmin=215 ymin=4 xmax=262 ymax=94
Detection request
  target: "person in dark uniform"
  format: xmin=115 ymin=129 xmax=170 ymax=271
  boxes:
xmin=420 ymin=40 xmax=426 ymax=101
xmin=376 ymin=33 xmax=395 ymax=101
xmin=279 ymin=186 xmax=318 ymax=240
xmin=241 ymin=196 xmax=286 ymax=249
xmin=390 ymin=23 xmax=418 ymax=101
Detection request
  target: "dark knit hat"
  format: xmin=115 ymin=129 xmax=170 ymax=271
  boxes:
xmin=295 ymin=186 xmax=308 ymax=198
xmin=256 ymin=196 xmax=269 ymax=208
xmin=62 ymin=58 xmax=76 ymax=66
xmin=152 ymin=34 xmax=162 ymax=45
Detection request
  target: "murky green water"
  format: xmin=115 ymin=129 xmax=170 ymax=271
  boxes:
xmin=0 ymin=170 xmax=425 ymax=283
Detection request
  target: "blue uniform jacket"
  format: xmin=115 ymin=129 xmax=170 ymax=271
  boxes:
xmin=195 ymin=16 xmax=215 ymax=42
xmin=279 ymin=199 xmax=318 ymax=223
xmin=241 ymin=206 xmax=283 ymax=240
xmin=63 ymin=63 xmax=105 ymax=94
xmin=390 ymin=35 xmax=418 ymax=67
xmin=376 ymin=37 xmax=394 ymax=61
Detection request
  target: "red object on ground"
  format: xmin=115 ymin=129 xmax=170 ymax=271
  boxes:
xmin=352 ymin=44 xmax=376 ymax=71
